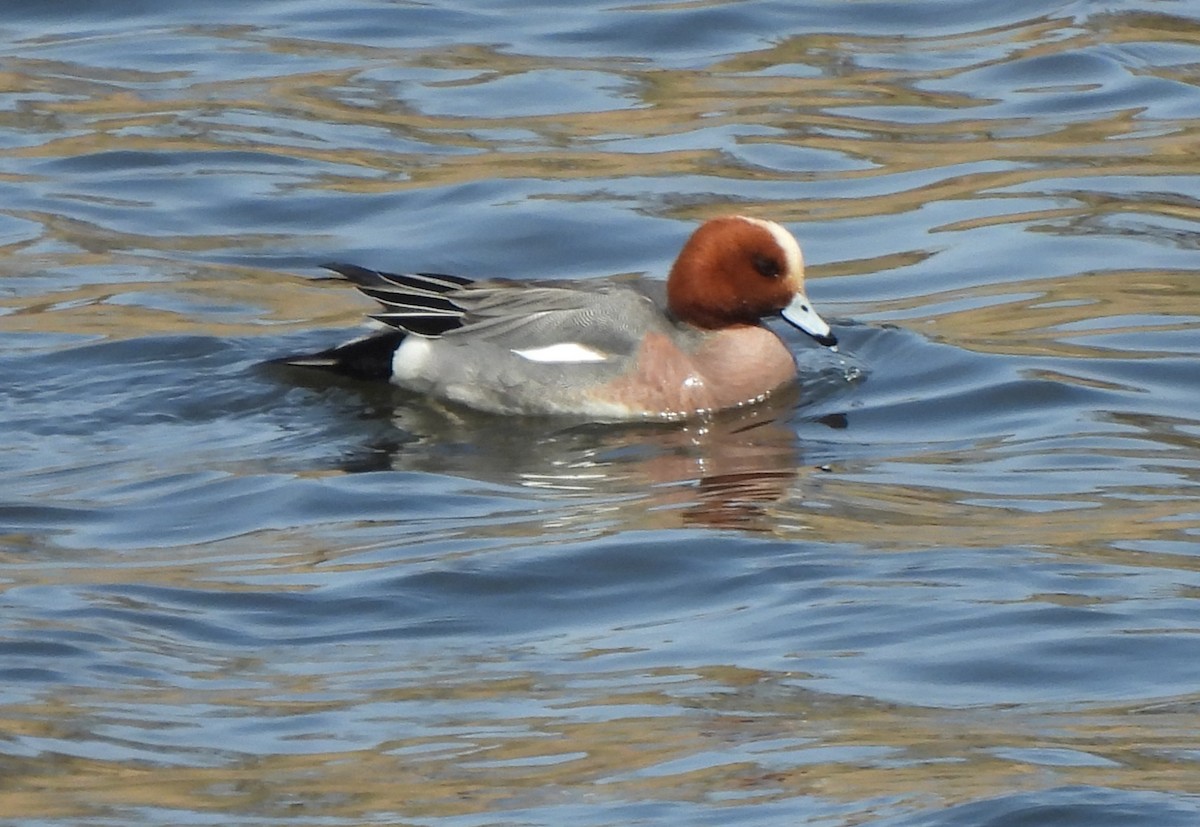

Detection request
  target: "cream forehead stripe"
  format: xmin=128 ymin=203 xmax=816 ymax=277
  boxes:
xmin=738 ymin=216 xmax=804 ymax=276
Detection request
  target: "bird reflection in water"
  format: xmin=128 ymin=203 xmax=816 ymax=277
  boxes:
xmin=330 ymin=380 xmax=853 ymax=532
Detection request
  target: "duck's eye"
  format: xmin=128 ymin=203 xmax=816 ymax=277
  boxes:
xmin=752 ymin=254 xmax=782 ymax=279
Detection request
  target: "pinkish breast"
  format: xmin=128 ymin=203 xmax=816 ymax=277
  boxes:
xmin=691 ymin=325 xmax=798 ymax=411
xmin=592 ymin=327 xmax=797 ymax=418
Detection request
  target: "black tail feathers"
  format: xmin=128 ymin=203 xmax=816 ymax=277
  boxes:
xmin=273 ymin=330 xmax=406 ymax=381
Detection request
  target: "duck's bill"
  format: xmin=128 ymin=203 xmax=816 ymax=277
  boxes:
xmin=782 ymin=292 xmax=838 ymax=348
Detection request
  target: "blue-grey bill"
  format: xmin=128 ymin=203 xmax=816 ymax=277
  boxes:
xmin=782 ymin=292 xmax=837 ymax=348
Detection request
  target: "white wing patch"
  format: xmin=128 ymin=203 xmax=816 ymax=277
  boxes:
xmin=511 ymin=343 xmax=609 ymax=363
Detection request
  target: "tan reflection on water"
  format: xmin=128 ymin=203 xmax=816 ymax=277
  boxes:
xmin=860 ymin=268 xmax=1200 ymax=359
xmin=2 ymin=667 xmax=1198 ymax=821
xmin=800 ymin=470 xmax=1200 ymax=574
xmin=4 ymin=7 xmax=1200 ymax=824
xmin=3 ymin=13 xmax=1199 ymax=343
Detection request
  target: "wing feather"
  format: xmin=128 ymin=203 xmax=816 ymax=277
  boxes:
xmin=324 ymin=263 xmax=664 ymax=358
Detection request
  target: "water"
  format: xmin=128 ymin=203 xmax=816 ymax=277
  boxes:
xmin=2 ymin=1 xmax=1200 ymax=824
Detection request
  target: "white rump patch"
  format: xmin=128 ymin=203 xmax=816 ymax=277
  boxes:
xmin=392 ymin=336 xmax=433 ymax=381
xmin=511 ymin=343 xmax=609 ymax=363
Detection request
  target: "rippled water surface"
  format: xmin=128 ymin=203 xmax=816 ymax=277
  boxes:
xmin=3 ymin=1 xmax=1200 ymax=824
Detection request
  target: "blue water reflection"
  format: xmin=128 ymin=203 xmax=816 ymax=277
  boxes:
xmin=2 ymin=0 xmax=1199 ymax=824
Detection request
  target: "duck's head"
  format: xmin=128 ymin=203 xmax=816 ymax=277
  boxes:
xmin=666 ymin=215 xmax=837 ymax=348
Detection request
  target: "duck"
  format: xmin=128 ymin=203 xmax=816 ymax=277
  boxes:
xmin=280 ymin=215 xmax=838 ymax=420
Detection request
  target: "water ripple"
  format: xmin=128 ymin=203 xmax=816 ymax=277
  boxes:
xmin=2 ymin=1 xmax=1200 ymax=824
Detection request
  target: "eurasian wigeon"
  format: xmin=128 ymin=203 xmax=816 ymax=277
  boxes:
xmin=281 ymin=216 xmax=838 ymax=420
